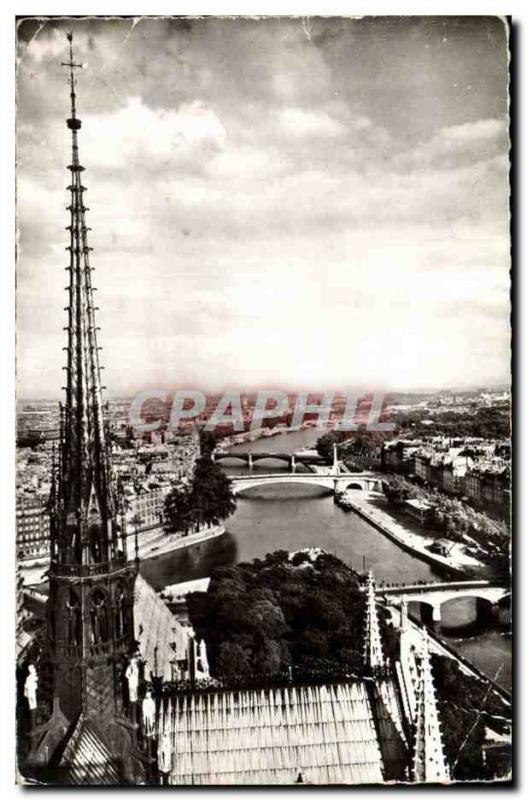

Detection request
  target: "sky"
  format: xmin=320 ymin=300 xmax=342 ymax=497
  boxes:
xmin=16 ymin=16 xmax=510 ymax=398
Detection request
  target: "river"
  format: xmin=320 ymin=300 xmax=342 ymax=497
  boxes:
xmin=140 ymin=427 xmax=511 ymax=691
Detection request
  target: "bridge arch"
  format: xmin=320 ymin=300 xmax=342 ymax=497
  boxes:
xmin=407 ymin=599 xmax=440 ymax=627
xmin=382 ymin=584 xmax=508 ymax=631
xmin=250 ymin=454 xmax=292 ymax=467
xmin=231 ymin=475 xmax=335 ymax=496
xmin=214 ymin=452 xmax=295 ymax=469
xmin=214 ymin=453 xmax=249 ymax=464
xmin=439 ymin=594 xmax=500 ymax=628
xmin=338 ymin=476 xmax=381 ymax=492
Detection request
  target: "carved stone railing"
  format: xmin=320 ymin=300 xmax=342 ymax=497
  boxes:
xmin=50 ymin=556 xmax=128 ymax=579
xmin=54 ymin=634 xmax=130 ymax=660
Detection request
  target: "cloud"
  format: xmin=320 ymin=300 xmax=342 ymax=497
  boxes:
xmin=393 ymin=117 xmax=508 ymax=172
xmin=81 ymin=97 xmax=226 ymax=173
xmin=15 ymin=17 xmax=511 ymax=396
xmin=278 ymin=107 xmax=347 ymax=139
xmin=206 ymin=145 xmax=287 ymax=181
xmin=440 ymin=118 xmax=505 ymax=144
xmin=17 ymin=24 xmax=65 ymax=64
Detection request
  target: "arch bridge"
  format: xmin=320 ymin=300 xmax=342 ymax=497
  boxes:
xmin=230 ymin=472 xmax=382 ymax=496
xmin=213 ymin=450 xmax=326 ymax=470
xmin=375 ymin=580 xmax=510 ymax=629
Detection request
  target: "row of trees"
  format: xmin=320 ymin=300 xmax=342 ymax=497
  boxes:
xmin=316 ymin=427 xmax=387 ymax=465
xmin=381 ymin=474 xmax=510 ymax=576
xmin=164 ymin=433 xmax=236 ymax=534
xmin=393 ymin=405 xmax=510 ymax=440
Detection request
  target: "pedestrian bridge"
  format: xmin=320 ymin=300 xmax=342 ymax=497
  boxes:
xmin=375 ymin=580 xmax=510 ymax=627
xmin=231 ymin=472 xmax=382 ymax=496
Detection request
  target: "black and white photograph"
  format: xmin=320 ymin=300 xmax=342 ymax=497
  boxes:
xmin=12 ymin=13 xmax=511 ymax=786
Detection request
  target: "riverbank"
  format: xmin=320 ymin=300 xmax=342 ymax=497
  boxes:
xmin=216 ymin=421 xmax=321 ymax=450
xmin=136 ymin=523 xmax=225 ymax=561
xmin=336 ymin=490 xmax=476 ymax=579
xmin=20 ymin=524 xmax=225 ymax=586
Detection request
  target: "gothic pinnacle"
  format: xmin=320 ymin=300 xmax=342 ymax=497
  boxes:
xmin=363 ymin=571 xmax=386 ymax=672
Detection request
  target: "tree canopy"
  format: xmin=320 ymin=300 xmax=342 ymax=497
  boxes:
xmin=187 ymin=550 xmax=368 ymax=684
xmin=164 ymin=453 xmax=236 ymax=534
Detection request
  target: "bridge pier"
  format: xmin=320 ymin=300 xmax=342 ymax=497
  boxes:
xmin=291 ymin=455 xmax=296 ymax=473
xmin=420 ymin=603 xmax=441 ymax=632
xmin=248 ymin=453 xmax=253 ymax=471
xmin=476 ymin=597 xmax=500 ymax=627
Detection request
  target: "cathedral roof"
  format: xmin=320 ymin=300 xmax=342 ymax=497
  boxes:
xmin=134 ymin=573 xmax=190 ymax=681
xmin=157 ymin=682 xmax=403 ymax=785
xmin=59 ymin=716 xmax=122 ymax=785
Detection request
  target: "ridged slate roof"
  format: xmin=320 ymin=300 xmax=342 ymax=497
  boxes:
xmin=157 ymin=682 xmax=393 ymax=785
xmin=59 ymin=716 xmax=122 ymax=785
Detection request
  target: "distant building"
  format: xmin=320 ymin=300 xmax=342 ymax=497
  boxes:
xmin=404 ymin=498 xmax=435 ymax=527
xmin=382 ymin=440 xmax=424 ymax=474
xmin=440 ymin=457 xmax=471 ymax=495
xmin=382 ymin=438 xmax=510 ymax=515
xmin=123 ymin=481 xmax=173 ymax=531
xmin=16 ymin=496 xmax=50 ymax=560
xmin=464 ymin=463 xmax=510 ymax=512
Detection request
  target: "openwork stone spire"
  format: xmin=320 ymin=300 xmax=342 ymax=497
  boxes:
xmin=52 ymin=32 xmax=119 ymax=566
xmin=362 ymin=571 xmax=386 ymax=671
xmin=412 ymin=632 xmax=450 ymax=783
xmin=28 ymin=36 xmax=140 ymax=758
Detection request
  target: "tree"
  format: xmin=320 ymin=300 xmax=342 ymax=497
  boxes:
xmin=190 ymin=455 xmax=236 ymax=528
xmin=164 ymin=453 xmax=237 ymax=533
xmin=255 ymin=639 xmax=283 ymax=676
xmin=164 ymin=485 xmax=196 ymax=535
xmin=217 ymin=641 xmax=251 ymax=680
xmin=382 ymin=475 xmax=411 ymax=504
xmin=316 ymin=431 xmax=340 ymax=460
xmin=199 ymin=429 xmax=217 ymax=458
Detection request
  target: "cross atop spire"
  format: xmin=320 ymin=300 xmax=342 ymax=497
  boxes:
xmin=412 ymin=631 xmax=450 ymax=783
xmin=362 ymin=571 xmax=386 ymax=672
xmin=61 ymin=32 xmax=83 ymax=128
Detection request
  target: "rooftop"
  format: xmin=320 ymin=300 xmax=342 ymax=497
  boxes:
xmin=158 ymin=681 xmax=407 ymax=785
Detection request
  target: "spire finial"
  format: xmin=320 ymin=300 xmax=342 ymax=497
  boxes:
xmin=61 ymin=31 xmax=83 ymax=126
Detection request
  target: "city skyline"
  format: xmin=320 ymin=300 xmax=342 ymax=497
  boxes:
xmin=17 ymin=16 xmax=510 ymax=397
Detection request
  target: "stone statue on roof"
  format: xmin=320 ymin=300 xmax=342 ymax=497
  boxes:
xmin=125 ymin=655 xmax=140 ymax=703
xmin=159 ymin=731 xmax=172 ymax=779
xmin=142 ymin=689 xmax=156 ymax=737
xmin=24 ymin=664 xmax=38 ymax=711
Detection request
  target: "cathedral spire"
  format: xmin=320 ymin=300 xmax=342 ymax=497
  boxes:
xmin=412 ymin=632 xmax=450 ymax=783
xmin=362 ymin=571 xmax=385 ymax=672
xmin=26 ymin=36 xmax=140 ymax=765
xmin=54 ymin=31 xmax=118 ymax=566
